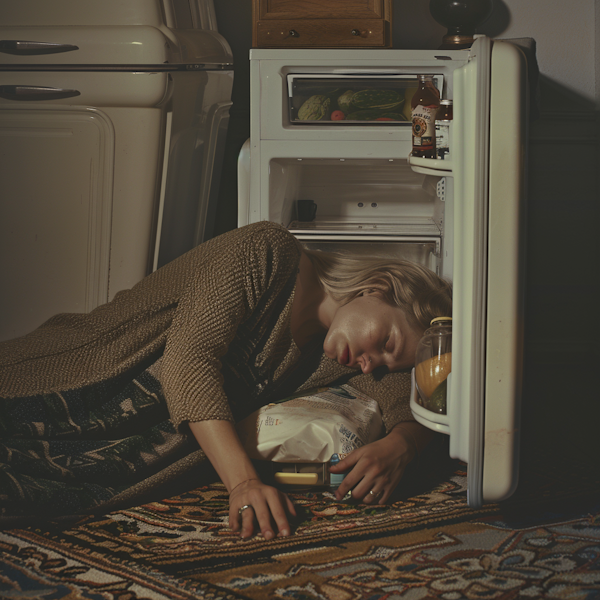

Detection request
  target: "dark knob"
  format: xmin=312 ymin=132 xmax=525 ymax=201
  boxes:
xmin=351 ymin=29 xmax=361 ymax=36
xmin=289 ymin=29 xmax=299 ymax=37
xmin=429 ymin=0 xmax=494 ymax=48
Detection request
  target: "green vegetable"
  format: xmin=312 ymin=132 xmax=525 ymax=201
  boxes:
xmin=298 ymin=95 xmax=331 ymax=120
xmin=351 ymin=89 xmax=404 ymax=111
xmin=337 ymin=90 xmax=355 ymax=113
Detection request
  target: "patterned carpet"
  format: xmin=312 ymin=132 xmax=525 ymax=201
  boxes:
xmin=2 ymin=457 xmax=600 ymax=600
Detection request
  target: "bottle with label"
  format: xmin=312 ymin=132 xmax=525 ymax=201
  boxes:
xmin=435 ymin=99 xmax=453 ymax=160
xmin=411 ymin=75 xmax=441 ymax=158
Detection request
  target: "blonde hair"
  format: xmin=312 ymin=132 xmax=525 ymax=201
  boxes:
xmin=304 ymin=248 xmax=452 ymax=331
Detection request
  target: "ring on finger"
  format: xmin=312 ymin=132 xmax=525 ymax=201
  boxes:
xmin=368 ymin=490 xmax=381 ymax=499
xmin=238 ymin=504 xmax=252 ymax=517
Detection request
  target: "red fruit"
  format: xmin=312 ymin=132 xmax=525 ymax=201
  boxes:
xmin=376 ymin=117 xmax=394 ymax=121
xmin=331 ymin=110 xmax=345 ymax=121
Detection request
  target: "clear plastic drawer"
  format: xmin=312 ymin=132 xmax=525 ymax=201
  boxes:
xmin=288 ymin=74 xmax=443 ymax=125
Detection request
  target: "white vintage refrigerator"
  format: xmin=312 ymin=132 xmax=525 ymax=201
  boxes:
xmin=238 ymin=35 xmax=528 ymax=508
xmin=0 ymin=0 xmax=233 ymax=342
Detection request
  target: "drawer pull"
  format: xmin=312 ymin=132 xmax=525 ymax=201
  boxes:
xmin=288 ymin=29 xmax=300 ymax=37
xmin=351 ymin=29 xmax=361 ymax=36
xmin=0 ymin=85 xmax=81 ymax=101
xmin=0 ymin=40 xmax=79 ymax=55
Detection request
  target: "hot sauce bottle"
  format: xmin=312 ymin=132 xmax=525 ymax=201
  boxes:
xmin=411 ymin=75 xmax=441 ymax=158
xmin=435 ymin=99 xmax=453 ymax=160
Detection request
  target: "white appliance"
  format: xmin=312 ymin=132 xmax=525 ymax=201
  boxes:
xmin=238 ymin=36 xmax=528 ymax=508
xmin=0 ymin=0 xmax=233 ymax=341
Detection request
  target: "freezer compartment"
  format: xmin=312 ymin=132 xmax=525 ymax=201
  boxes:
xmin=251 ymin=49 xmax=464 ymax=142
xmin=288 ymin=74 xmax=421 ymax=124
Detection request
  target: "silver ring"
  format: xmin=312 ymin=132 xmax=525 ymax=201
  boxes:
xmin=238 ymin=504 xmax=252 ymax=517
xmin=368 ymin=490 xmax=378 ymax=497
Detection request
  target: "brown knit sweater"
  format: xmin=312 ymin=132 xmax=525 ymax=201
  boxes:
xmin=0 ymin=221 xmax=413 ymax=432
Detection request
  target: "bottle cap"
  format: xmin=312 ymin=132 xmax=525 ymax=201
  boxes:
xmin=440 ymin=99 xmax=453 ymax=105
xmin=430 ymin=316 xmax=452 ymax=325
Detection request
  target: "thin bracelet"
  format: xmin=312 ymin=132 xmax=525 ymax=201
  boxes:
xmin=395 ymin=425 xmax=420 ymax=459
xmin=229 ymin=478 xmax=259 ymax=495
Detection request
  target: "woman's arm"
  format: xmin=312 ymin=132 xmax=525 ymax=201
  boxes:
xmin=329 ymin=420 xmax=434 ymax=504
xmin=188 ymin=420 xmax=296 ymax=538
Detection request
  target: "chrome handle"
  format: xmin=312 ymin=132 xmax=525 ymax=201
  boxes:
xmin=0 ymin=85 xmax=81 ymax=101
xmin=0 ymin=40 xmax=79 ymax=55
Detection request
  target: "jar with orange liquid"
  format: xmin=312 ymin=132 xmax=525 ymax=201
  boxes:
xmin=415 ymin=317 xmax=452 ymax=414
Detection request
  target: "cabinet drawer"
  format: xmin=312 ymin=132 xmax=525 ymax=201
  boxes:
xmin=256 ymin=0 xmax=386 ymax=19
xmin=256 ymin=19 xmax=387 ymax=48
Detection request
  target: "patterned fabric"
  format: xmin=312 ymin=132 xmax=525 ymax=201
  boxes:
xmin=1 ymin=460 xmax=599 ymax=600
xmin=0 ymin=359 xmax=199 ymax=520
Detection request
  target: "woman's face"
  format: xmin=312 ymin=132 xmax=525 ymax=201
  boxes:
xmin=323 ymin=294 xmax=423 ymax=374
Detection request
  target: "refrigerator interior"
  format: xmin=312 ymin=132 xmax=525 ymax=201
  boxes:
xmin=239 ymin=37 xmax=527 ymax=507
xmin=0 ymin=0 xmax=233 ymax=341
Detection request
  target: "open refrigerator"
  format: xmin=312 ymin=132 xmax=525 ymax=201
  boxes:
xmin=238 ymin=35 xmax=528 ymax=507
xmin=0 ymin=0 xmax=233 ymax=341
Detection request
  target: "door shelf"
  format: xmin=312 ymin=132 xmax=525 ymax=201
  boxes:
xmin=409 ymin=369 xmax=450 ymax=434
xmin=408 ymin=154 xmax=454 ymax=177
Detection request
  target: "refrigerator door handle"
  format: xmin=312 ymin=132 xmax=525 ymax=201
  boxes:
xmin=0 ymin=40 xmax=79 ymax=55
xmin=0 ymin=85 xmax=81 ymax=101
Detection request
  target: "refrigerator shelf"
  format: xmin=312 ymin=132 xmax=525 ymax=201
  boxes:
xmin=408 ymin=154 xmax=454 ymax=176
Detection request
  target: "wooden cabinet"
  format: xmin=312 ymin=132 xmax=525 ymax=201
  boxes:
xmin=252 ymin=0 xmax=392 ymax=48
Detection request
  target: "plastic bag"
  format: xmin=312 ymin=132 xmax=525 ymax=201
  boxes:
xmin=236 ymin=384 xmax=383 ymax=463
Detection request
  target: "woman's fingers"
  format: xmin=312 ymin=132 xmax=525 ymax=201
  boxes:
xmin=239 ymin=504 xmax=256 ymax=538
xmin=229 ymin=483 xmax=295 ymax=539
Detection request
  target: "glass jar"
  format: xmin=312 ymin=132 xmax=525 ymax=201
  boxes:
xmin=415 ymin=317 xmax=452 ymax=414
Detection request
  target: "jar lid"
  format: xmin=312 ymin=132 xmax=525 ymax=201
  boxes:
xmin=440 ymin=99 xmax=453 ymax=105
xmin=430 ymin=316 xmax=452 ymax=325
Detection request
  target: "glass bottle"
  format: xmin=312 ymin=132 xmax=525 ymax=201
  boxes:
xmin=415 ymin=317 xmax=452 ymax=414
xmin=411 ymin=75 xmax=441 ymax=158
xmin=435 ymin=99 xmax=453 ymax=160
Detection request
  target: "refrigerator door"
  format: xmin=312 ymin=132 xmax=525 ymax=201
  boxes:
xmin=481 ymin=40 xmax=527 ymax=505
xmin=409 ymin=38 xmax=527 ymax=508
xmin=0 ymin=27 xmax=232 ymax=68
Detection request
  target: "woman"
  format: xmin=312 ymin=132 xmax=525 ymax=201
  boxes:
xmin=0 ymin=221 xmax=451 ymax=536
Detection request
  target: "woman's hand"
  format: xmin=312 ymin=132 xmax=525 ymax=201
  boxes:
xmin=228 ymin=478 xmax=296 ymax=539
xmin=329 ymin=421 xmax=433 ymax=504
xmin=188 ymin=419 xmax=296 ymax=539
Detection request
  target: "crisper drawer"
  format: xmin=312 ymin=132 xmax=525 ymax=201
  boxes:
xmin=255 ymin=19 xmax=386 ymax=49
xmin=288 ymin=74 xmax=419 ymax=124
xmin=250 ymin=48 xmax=463 ymax=142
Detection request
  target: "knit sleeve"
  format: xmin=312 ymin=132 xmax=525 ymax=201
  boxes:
xmin=344 ymin=371 xmax=415 ymax=433
xmin=159 ymin=222 xmax=301 ymax=428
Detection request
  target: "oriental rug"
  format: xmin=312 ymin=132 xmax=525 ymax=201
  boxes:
xmin=2 ymin=458 xmax=600 ymax=600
